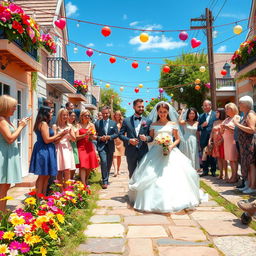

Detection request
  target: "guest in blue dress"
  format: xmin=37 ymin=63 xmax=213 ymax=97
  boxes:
xmin=29 ymin=106 xmax=68 ymax=195
xmin=0 ymin=95 xmax=29 ymax=213
xmin=179 ymin=108 xmax=200 ymax=170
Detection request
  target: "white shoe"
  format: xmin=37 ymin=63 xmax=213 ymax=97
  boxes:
xmin=243 ymin=188 xmax=256 ymax=194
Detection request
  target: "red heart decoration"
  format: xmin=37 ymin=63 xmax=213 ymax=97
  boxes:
xmin=191 ymin=38 xmax=201 ymax=48
xmin=134 ymin=88 xmax=139 ymax=93
xmin=109 ymin=56 xmax=116 ymax=64
xmin=132 ymin=61 xmax=138 ymax=69
xmin=54 ymin=18 xmax=66 ymax=30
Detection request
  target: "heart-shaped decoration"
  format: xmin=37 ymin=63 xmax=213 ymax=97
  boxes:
xmin=54 ymin=18 xmax=66 ymax=30
xmin=191 ymin=38 xmax=201 ymax=48
xmin=86 ymin=49 xmax=94 ymax=57
xmin=109 ymin=56 xmax=116 ymax=63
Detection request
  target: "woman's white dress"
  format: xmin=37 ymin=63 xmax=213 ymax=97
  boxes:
xmin=129 ymin=123 xmax=207 ymax=213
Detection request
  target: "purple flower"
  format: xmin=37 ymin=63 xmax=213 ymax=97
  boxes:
xmin=19 ymin=242 xmax=30 ymax=253
xmin=9 ymin=241 xmax=21 ymax=250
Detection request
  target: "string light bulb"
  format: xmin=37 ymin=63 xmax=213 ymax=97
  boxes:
xmin=146 ymin=64 xmax=150 ymax=71
xmin=73 ymin=47 xmax=78 ymax=54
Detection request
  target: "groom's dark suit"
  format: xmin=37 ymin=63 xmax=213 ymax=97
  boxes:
xmin=198 ymin=111 xmax=217 ymax=175
xmin=95 ymin=119 xmax=118 ymax=185
xmin=119 ymin=115 xmax=153 ymax=178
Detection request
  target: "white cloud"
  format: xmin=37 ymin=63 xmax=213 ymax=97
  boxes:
xmin=139 ymin=24 xmax=163 ymax=31
xmin=106 ymin=43 xmax=113 ymax=47
xmin=129 ymin=21 xmax=139 ymax=26
xmin=216 ymin=45 xmax=227 ymax=53
xmin=219 ymin=13 xmax=247 ymax=19
xmin=66 ymin=2 xmax=78 ymax=17
xmin=86 ymin=43 xmax=94 ymax=48
xmin=129 ymin=35 xmax=187 ymax=51
xmin=123 ymin=14 xmax=128 ymax=20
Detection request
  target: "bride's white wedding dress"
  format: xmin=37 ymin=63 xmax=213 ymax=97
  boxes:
xmin=129 ymin=123 xmax=207 ymax=213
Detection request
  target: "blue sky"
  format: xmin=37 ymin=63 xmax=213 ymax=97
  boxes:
xmin=66 ymin=0 xmax=251 ymax=116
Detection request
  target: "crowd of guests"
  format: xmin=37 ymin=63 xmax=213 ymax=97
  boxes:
xmin=0 ymin=96 xmax=126 ymax=212
xmin=0 ymin=94 xmax=255 ymax=214
xmin=178 ymin=97 xmax=256 ymax=195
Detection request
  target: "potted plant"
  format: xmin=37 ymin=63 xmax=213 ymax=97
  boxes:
xmin=73 ymin=80 xmax=88 ymax=95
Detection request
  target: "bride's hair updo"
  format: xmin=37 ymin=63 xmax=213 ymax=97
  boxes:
xmin=156 ymin=103 xmax=171 ymax=121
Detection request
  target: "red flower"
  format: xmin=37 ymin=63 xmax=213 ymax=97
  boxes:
xmin=12 ymin=20 xmax=24 ymax=34
xmin=42 ymin=222 xmax=50 ymax=233
xmin=37 ymin=193 xmax=45 ymax=199
xmin=22 ymin=14 xmax=30 ymax=25
xmin=37 ymin=210 xmax=47 ymax=216
xmin=28 ymin=191 xmax=36 ymax=196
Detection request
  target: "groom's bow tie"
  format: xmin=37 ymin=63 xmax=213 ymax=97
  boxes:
xmin=134 ymin=116 xmax=142 ymax=121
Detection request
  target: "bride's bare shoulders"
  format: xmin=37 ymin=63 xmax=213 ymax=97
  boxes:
xmin=151 ymin=121 xmax=176 ymax=126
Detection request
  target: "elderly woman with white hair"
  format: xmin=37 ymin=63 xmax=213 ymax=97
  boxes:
xmin=233 ymin=96 xmax=256 ymax=194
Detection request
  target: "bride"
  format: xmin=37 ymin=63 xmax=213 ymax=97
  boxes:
xmin=128 ymin=101 xmax=207 ymax=213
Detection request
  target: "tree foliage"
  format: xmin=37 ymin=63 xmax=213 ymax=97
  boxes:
xmin=100 ymin=88 xmax=126 ymax=115
xmin=143 ymin=97 xmax=169 ymax=117
xmin=159 ymin=53 xmax=210 ymax=113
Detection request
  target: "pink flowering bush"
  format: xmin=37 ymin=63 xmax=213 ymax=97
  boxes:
xmin=0 ymin=2 xmax=56 ymax=54
xmin=231 ymin=36 xmax=256 ymax=70
xmin=0 ymin=180 xmax=92 ymax=255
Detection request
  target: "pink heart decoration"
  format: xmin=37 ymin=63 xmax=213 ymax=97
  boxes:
xmin=191 ymin=38 xmax=201 ymax=48
xmin=86 ymin=49 xmax=94 ymax=57
xmin=55 ymin=18 xmax=66 ymax=30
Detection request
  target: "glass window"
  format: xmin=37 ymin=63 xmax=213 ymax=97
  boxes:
xmin=0 ymin=83 xmax=10 ymax=95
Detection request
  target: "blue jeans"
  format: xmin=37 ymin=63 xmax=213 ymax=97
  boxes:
xmin=98 ymin=147 xmax=114 ymax=185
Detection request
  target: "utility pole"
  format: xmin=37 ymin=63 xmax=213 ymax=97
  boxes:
xmin=191 ymin=8 xmax=217 ymax=110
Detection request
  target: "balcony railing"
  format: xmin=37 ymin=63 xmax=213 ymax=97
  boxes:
xmin=237 ymin=55 xmax=256 ymax=72
xmin=47 ymin=57 xmax=74 ymax=85
xmin=85 ymin=93 xmax=97 ymax=106
xmin=92 ymin=95 xmax=97 ymax=106
xmin=216 ymin=78 xmax=235 ymax=89
xmin=0 ymin=29 xmax=37 ymax=60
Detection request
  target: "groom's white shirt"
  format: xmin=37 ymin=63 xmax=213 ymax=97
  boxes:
xmin=134 ymin=116 xmax=142 ymax=137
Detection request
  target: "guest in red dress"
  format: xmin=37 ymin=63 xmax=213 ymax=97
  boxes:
xmin=76 ymin=110 xmax=99 ymax=185
xmin=209 ymin=108 xmax=227 ymax=180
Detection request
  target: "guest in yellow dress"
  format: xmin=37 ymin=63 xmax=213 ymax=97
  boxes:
xmin=112 ymin=111 xmax=125 ymax=176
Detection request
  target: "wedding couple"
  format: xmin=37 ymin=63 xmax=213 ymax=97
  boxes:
xmin=119 ymin=99 xmax=207 ymax=213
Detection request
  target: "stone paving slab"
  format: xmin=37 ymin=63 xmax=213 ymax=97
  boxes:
xmin=78 ymin=238 xmax=125 ymax=254
xmin=198 ymin=200 xmax=219 ymax=207
xmin=170 ymin=213 xmax=190 ymax=220
xmin=98 ymin=199 xmax=127 ymax=208
xmin=107 ymin=208 xmax=138 ymax=216
xmin=198 ymin=220 xmax=255 ymax=236
xmin=196 ymin=206 xmax=226 ymax=211
xmin=85 ymin=224 xmax=125 ymax=238
xmin=156 ymin=238 xmax=210 ymax=246
xmin=213 ymin=236 xmax=256 ymax=256
xmin=90 ymin=215 xmax=121 ymax=223
xmin=171 ymin=219 xmax=198 ymax=226
xmin=190 ymin=211 xmax=236 ymax=221
xmin=124 ymin=215 xmax=171 ymax=225
xmin=127 ymin=226 xmax=168 ymax=238
xmin=168 ymin=226 xmax=208 ymax=241
xmin=128 ymin=239 xmax=154 ymax=256
xmin=158 ymin=246 xmax=220 ymax=256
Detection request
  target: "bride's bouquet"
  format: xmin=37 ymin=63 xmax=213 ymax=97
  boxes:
xmin=155 ymin=132 xmax=172 ymax=156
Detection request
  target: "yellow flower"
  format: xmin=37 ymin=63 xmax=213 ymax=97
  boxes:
xmin=56 ymin=214 xmax=65 ymax=224
xmin=3 ymin=231 xmax=15 ymax=240
xmin=24 ymin=197 xmax=36 ymax=205
xmin=32 ymin=235 xmax=42 ymax=244
xmin=40 ymin=247 xmax=47 ymax=256
xmin=56 ymin=183 xmax=63 ymax=187
xmin=71 ymin=199 xmax=77 ymax=204
xmin=24 ymin=233 xmax=35 ymax=245
xmin=35 ymin=216 xmax=49 ymax=228
xmin=10 ymin=216 xmax=25 ymax=226
xmin=46 ymin=212 xmax=54 ymax=219
xmin=0 ymin=196 xmax=13 ymax=201
xmin=49 ymin=229 xmax=57 ymax=240
xmin=65 ymin=180 xmax=72 ymax=185
xmin=0 ymin=244 xmax=10 ymax=254
xmin=65 ymin=191 xmax=75 ymax=197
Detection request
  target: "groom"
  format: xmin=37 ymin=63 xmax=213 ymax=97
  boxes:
xmin=119 ymin=99 xmax=153 ymax=178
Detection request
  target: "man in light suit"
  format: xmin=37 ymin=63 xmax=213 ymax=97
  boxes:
xmin=119 ymin=99 xmax=153 ymax=178
xmin=198 ymin=100 xmax=217 ymax=177
xmin=95 ymin=106 xmax=118 ymax=189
